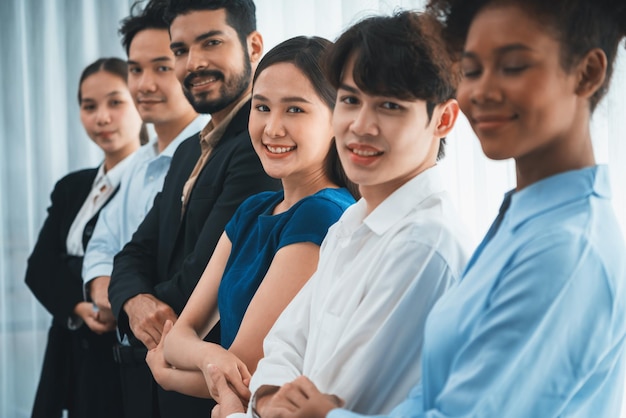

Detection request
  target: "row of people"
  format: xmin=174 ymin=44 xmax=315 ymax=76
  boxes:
xmin=25 ymin=0 xmax=626 ymax=418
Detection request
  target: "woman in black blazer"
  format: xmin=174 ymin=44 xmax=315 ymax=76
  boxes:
xmin=25 ymin=57 xmax=146 ymax=418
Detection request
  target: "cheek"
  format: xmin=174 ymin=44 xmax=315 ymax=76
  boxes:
xmin=332 ymin=111 xmax=350 ymax=139
xmin=456 ymin=84 xmax=472 ymax=115
xmin=80 ymin=113 xmax=93 ymax=131
xmin=174 ymin=63 xmax=186 ymax=84
xmin=120 ymin=109 xmax=141 ymax=132
xmin=247 ymin=115 xmax=264 ymax=145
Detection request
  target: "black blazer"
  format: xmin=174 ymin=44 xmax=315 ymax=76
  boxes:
xmin=109 ymin=101 xmax=282 ymax=338
xmin=25 ymin=168 xmax=104 ymax=323
xmin=25 ymin=167 xmax=124 ymax=418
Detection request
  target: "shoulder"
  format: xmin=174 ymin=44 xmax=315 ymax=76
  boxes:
xmin=238 ymin=190 xmax=282 ymax=214
xmin=400 ymin=192 xmax=470 ymax=249
xmin=173 ymin=132 xmax=201 ymax=156
xmin=54 ymin=168 xmax=97 ymax=190
xmin=292 ymin=188 xmax=356 ymax=216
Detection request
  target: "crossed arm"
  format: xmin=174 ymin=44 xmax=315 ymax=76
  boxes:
xmin=146 ymin=232 xmax=321 ymax=403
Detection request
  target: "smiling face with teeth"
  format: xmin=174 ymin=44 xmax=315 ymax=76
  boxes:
xmin=169 ymin=9 xmax=263 ymax=124
xmin=333 ymin=55 xmax=458 ymax=210
xmin=249 ymin=62 xmax=335 ymax=186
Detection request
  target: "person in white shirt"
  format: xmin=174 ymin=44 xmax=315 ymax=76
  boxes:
xmin=208 ymin=11 xmax=472 ymax=418
xmin=82 ymin=0 xmax=207 ymax=324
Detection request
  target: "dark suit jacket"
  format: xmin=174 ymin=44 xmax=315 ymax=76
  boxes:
xmin=26 ymin=168 xmax=102 ymax=323
xmin=109 ymin=101 xmax=282 ymax=335
xmin=25 ymin=168 xmax=123 ymax=418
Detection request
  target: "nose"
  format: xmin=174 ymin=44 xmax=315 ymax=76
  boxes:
xmin=349 ymin=106 xmax=379 ymax=137
xmin=138 ymin=71 xmax=157 ymax=93
xmin=469 ymin=71 xmax=503 ymax=105
xmin=186 ymin=46 xmax=209 ymax=73
xmin=96 ymin=107 xmax=111 ymax=126
xmin=264 ymin=112 xmax=286 ymax=138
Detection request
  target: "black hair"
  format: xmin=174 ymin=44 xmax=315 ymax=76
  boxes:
xmin=119 ymin=0 xmax=169 ymax=56
xmin=253 ymin=36 xmax=360 ymax=199
xmin=323 ymin=11 xmax=459 ymax=160
xmin=78 ymin=57 xmax=149 ymax=145
xmin=427 ymin=0 xmax=626 ymax=111
xmin=164 ymin=0 xmax=256 ymax=47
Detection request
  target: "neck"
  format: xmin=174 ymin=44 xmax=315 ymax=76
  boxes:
xmin=274 ymin=171 xmax=337 ymax=215
xmin=154 ymin=112 xmax=197 ymax=153
xmin=515 ymin=117 xmax=595 ymax=191
xmin=209 ymin=89 xmax=250 ymax=127
xmin=103 ymin=143 xmax=137 ymax=172
xmin=360 ymin=163 xmax=433 ymax=216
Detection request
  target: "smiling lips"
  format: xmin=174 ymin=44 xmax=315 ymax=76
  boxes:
xmin=472 ymin=114 xmax=517 ymax=131
xmin=264 ymin=144 xmax=296 ymax=158
xmin=97 ymin=131 xmax=115 ymax=139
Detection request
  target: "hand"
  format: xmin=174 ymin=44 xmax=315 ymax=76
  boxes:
xmin=201 ymin=345 xmax=251 ymax=403
xmin=94 ymin=305 xmax=116 ymax=324
xmin=89 ymin=275 xmax=112 ymax=310
xmin=262 ymin=377 xmax=343 ymax=418
xmin=123 ymin=293 xmax=177 ymax=349
xmin=146 ymin=319 xmax=174 ymax=388
xmin=207 ymin=364 xmax=245 ymax=418
xmin=74 ymin=301 xmax=116 ymax=334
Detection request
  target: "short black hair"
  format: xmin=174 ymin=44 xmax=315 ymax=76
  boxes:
xmin=324 ymin=11 xmax=459 ymax=160
xmin=427 ymin=0 xmax=626 ymax=111
xmin=164 ymin=0 xmax=256 ymax=47
xmin=119 ymin=0 xmax=169 ymax=56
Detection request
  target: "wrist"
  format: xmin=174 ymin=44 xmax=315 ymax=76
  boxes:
xmin=252 ymin=385 xmax=279 ymax=418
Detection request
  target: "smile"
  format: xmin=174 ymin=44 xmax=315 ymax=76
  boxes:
xmin=266 ymin=145 xmax=296 ymax=154
xmin=191 ymin=78 xmax=217 ymax=87
xmin=350 ymin=148 xmax=383 ymax=157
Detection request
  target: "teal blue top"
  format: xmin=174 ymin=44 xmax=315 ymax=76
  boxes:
xmin=218 ymin=188 xmax=355 ymax=348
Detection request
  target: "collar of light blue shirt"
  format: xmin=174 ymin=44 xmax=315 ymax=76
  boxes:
xmin=506 ymin=165 xmax=610 ymax=231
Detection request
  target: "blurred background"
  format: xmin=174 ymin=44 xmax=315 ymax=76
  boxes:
xmin=0 ymin=0 xmax=624 ymax=416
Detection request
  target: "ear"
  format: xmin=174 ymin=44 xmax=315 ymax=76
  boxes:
xmin=574 ymin=48 xmax=607 ymax=99
xmin=433 ymin=99 xmax=460 ymax=139
xmin=247 ymin=31 xmax=264 ymax=64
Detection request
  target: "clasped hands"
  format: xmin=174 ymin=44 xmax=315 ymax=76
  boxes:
xmin=74 ymin=275 xmax=117 ymax=334
xmin=210 ymin=374 xmax=343 ymax=418
xmin=145 ymin=319 xmax=251 ymax=408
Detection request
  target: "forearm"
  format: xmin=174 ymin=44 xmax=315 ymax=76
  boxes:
xmin=163 ymin=323 xmax=217 ymax=371
xmin=154 ymin=365 xmax=211 ymax=398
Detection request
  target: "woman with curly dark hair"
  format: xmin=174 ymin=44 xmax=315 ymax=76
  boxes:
xmin=240 ymin=1 xmax=626 ymax=417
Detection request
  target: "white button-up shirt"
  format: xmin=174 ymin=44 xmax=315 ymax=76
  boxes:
xmin=82 ymin=115 xmax=209 ymax=285
xmin=249 ymin=165 xmax=472 ymax=415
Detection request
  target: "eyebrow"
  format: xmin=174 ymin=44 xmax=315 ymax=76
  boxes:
xmin=462 ymin=43 xmax=533 ymax=59
xmin=81 ymin=91 xmax=123 ymax=102
xmin=337 ymin=83 xmax=360 ymax=94
xmin=253 ymin=94 xmax=312 ymax=104
xmin=170 ymin=30 xmax=224 ymax=50
xmin=127 ymin=56 xmax=173 ymax=66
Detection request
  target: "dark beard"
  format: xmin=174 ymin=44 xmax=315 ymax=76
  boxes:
xmin=182 ymin=59 xmax=252 ymax=115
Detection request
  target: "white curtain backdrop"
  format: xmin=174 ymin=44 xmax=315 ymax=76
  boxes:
xmin=0 ymin=1 xmax=624 ymax=417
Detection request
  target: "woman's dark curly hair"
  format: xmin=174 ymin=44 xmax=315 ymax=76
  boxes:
xmin=426 ymin=0 xmax=626 ymax=111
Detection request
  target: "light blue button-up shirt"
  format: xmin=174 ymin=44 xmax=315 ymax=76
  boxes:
xmin=329 ymin=165 xmax=626 ymax=418
xmin=82 ymin=115 xmax=209 ymax=286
